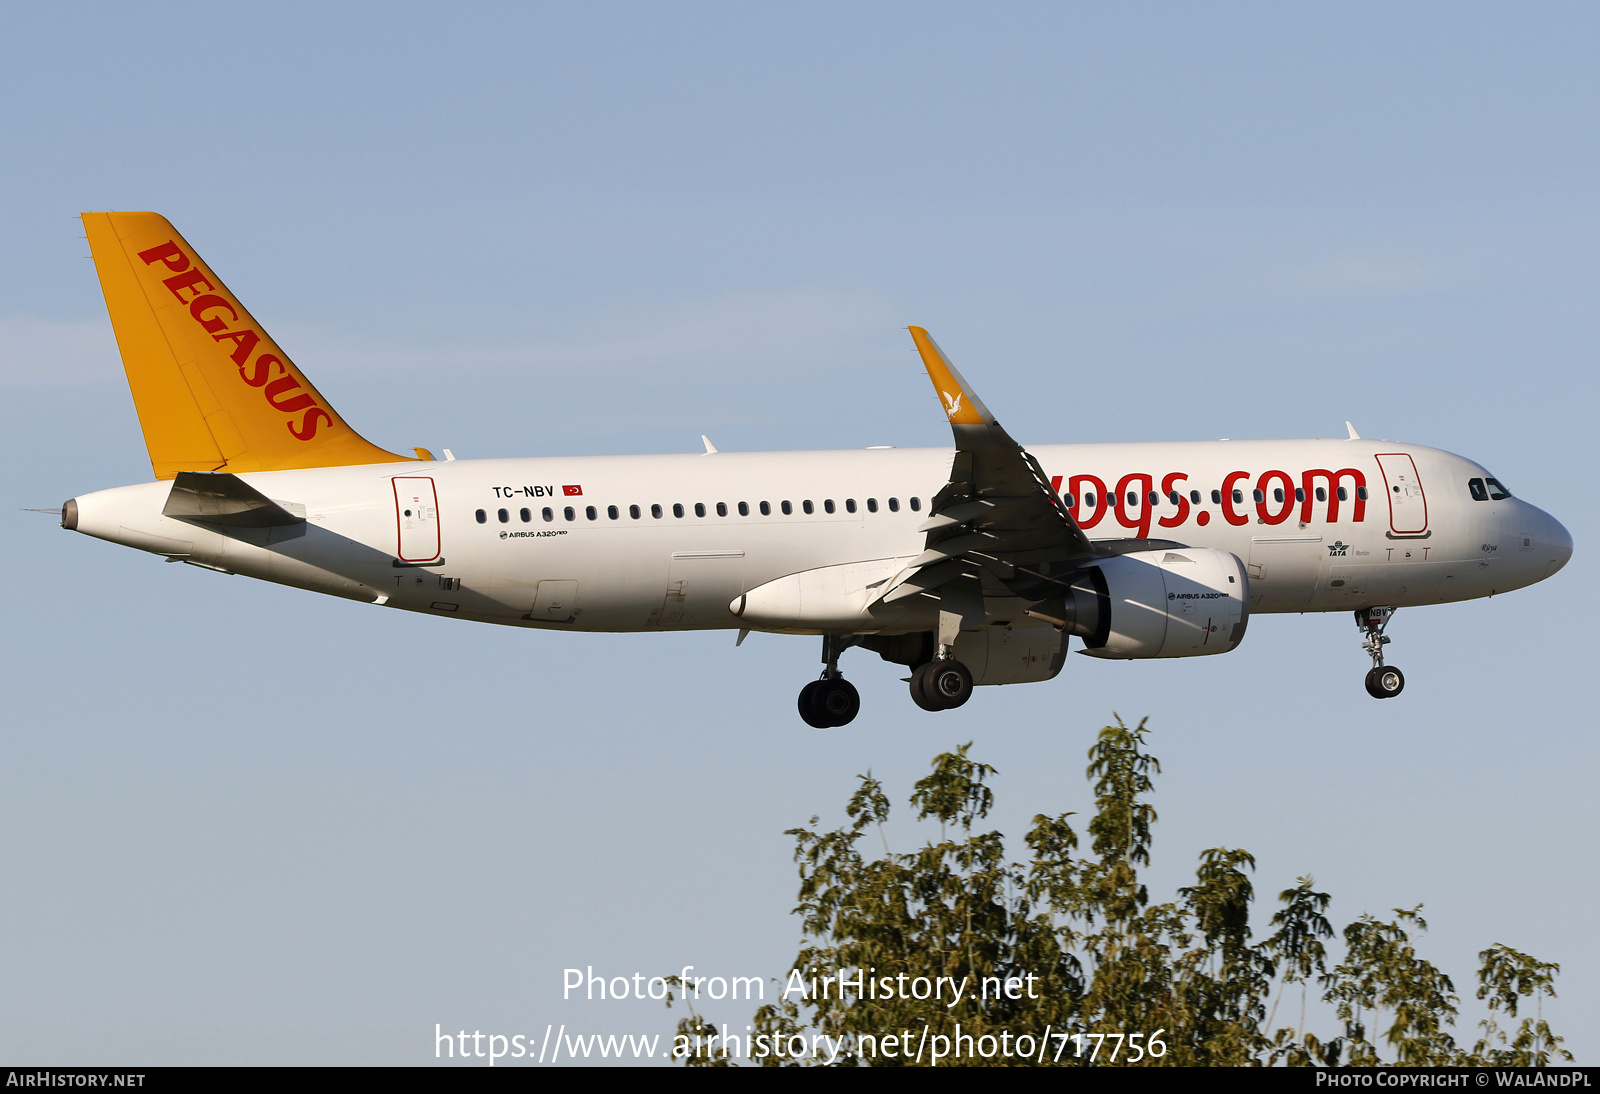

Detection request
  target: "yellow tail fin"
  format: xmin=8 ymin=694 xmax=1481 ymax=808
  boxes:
xmin=82 ymin=212 xmax=412 ymax=479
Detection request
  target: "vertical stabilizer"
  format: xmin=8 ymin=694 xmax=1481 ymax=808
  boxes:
xmin=81 ymin=212 xmax=412 ymax=479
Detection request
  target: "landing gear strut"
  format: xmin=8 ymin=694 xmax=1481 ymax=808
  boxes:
xmin=798 ymin=634 xmax=860 ymax=728
xmin=909 ymin=646 xmax=974 ymax=712
xmin=1357 ymin=607 xmax=1405 ymax=699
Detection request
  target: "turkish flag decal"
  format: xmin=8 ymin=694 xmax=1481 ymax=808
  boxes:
xmin=563 ymin=485 xmax=583 ymax=496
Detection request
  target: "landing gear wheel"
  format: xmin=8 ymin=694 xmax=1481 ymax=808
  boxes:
xmin=910 ymin=659 xmax=973 ymax=711
xmin=1365 ymin=666 xmax=1405 ymax=699
xmin=910 ymin=663 xmax=945 ymax=711
xmin=814 ymin=678 xmax=860 ymax=727
xmin=798 ymin=680 xmax=830 ymax=728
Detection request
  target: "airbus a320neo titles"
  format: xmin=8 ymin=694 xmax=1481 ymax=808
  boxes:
xmin=58 ymin=213 xmax=1572 ymax=727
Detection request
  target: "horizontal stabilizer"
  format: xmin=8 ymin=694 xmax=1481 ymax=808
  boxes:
xmin=162 ymin=471 xmax=305 ymax=527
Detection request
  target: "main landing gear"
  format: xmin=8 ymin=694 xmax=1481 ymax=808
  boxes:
xmin=909 ymin=649 xmax=974 ymax=712
xmin=1357 ymin=607 xmax=1405 ymax=699
xmin=798 ymin=635 xmax=861 ymax=729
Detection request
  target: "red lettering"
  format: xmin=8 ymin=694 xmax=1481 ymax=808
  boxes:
xmin=263 ymin=375 xmax=315 ymax=413
xmin=1301 ymin=468 xmax=1368 ymax=523
xmin=1221 ymin=471 xmax=1251 ymax=526
xmin=1256 ymin=470 xmax=1296 ymax=525
xmin=288 ymin=408 xmax=332 ymax=441
xmin=188 ymin=294 xmax=238 ymax=333
xmin=1113 ymin=473 xmax=1154 ymax=538
xmin=212 ymin=327 xmax=260 ymax=365
xmin=162 ymin=268 xmax=214 ymax=303
xmin=1068 ymin=474 xmax=1107 ymax=529
xmin=1158 ymin=471 xmax=1190 ymax=529
xmin=136 ymin=241 xmax=189 ymax=272
xmin=1049 ymin=474 xmax=1063 ymax=497
xmin=238 ymin=352 xmax=285 ymax=387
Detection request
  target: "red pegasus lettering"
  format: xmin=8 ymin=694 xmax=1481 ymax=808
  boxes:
xmin=212 ymin=327 xmax=260 ymax=366
xmin=1220 ymin=471 xmax=1251 ymax=526
xmin=263 ymin=375 xmax=316 ymax=413
xmin=1300 ymin=468 xmax=1368 ymax=524
xmin=238 ymin=352 xmax=285 ymax=387
xmin=1158 ymin=471 xmax=1190 ymax=529
xmin=1256 ymin=470 xmax=1296 ymax=525
xmin=1113 ymin=472 xmax=1154 ymax=538
xmin=288 ymin=408 xmax=332 ymax=440
xmin=136 ymin=241 xmax=189 ymax=273
xmin=162 ymin=268 xmax=214 ymax=303
xmin=1068 ymin=474 xmax=1107 ymax=529
xmin=188 ymin=295 xmax=238 ymax=334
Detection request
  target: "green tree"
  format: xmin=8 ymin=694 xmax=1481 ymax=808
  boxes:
xmin=669 ymin=718 xmax=1570 ymax=1067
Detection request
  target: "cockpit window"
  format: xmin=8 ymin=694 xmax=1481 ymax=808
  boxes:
xmin=1485 ymin=477 xmax=1512 ymax=500
xmin=1468 ymin=477 xmax=1489 ymax=502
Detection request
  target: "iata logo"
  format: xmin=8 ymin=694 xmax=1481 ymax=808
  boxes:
xmin=1328 ymin=540 xmax=1350 ymax=556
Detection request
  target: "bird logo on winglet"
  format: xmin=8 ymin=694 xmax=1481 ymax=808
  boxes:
xmin=942 ymin=390 xmax=963 ymax=419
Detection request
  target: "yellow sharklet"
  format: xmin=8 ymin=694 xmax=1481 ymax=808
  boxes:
xmin=82 ymin=212 xmax=412 ymax=479
xmin=907 ymin=326 xmax=994 ymax=427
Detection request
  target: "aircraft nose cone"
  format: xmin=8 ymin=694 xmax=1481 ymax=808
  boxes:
xmin=1547 ymin=512 xmax=1573 ymax=576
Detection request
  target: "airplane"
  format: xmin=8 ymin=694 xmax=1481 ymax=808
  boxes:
xmin=58 ymin=213 xmax=1573 ymax=728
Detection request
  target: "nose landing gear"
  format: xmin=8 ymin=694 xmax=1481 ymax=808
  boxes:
xmin=798 ymin=634 xmax=861 ymax=728
xmin=1357 ymin=607 xmax=1405 ymax=699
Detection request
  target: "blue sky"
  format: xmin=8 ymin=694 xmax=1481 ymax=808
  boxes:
xmin=3 ymin=2 xmax=1596 ymax=1064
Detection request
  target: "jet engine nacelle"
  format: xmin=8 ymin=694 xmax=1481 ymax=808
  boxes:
xmin=1027 ymin=547 xmax=1250 ymax=659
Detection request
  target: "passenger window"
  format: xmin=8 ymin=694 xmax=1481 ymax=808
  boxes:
xmin=716 ymin=502 xmax=728 ymax=517
xmin=475 ymin=509 xmax=487 ymax=524
xmin=1357 ymin=486 xmax=1369 ymax=501
xmin=1211 ymin=490 xmax=1222 ymax=504
xmin=1294 ymin=488 xmax=1304 ymax=503
xmin=1064 ymin=493 xmax=1075 ymax=508
xmin=694 ymin=503 xmax=706 ymax=517
xmin=1273 ymin=489 xmax=1284 ymax=503
xmin=888 ymin=498 xmax=900 ymax=512
xmin=564 ymin=506 xmax=575 ymax=521
xmin=867 ymin=498 xmax=878 ymax=513
xmin=1315 ymin=487 xmax=1326 ymax=502
xmin=651 ymin=503 xmax=663 ymax=519
xmin=910 ymin=497 xmax=921 ymax=512
xmin=845 ymin=499 xmax=857 ymax=513
xmin=1486 ymin=478 xmax=1512 ymax=500
xmin=673 ymin=503 xmax=685 ymax=518
xmin=629 ymin=504 xmax=641 ymax=519
xmin=607 ymin=505 xmax=619 ymax=520
xmin=1085 ymin=492 xmax=1097 ymax=508
xmin=586 ymin=506 xmax=597 ymax=521
xmin=1148 ymin=491 xmax=1159 ymax=506
xmin=520 ymin=508 xmax=531 ymax=522
xmin=802 ymin=500 xmax=814 ymax=515
xmin=760 ymin=501 xmax=771 ymax=516
xmin=738 ymin=501 xmax=749 ymax=516
xmin=543 ymin=507 xmax=554 ymax=522
xmin=1232 ymin=490 xmax=1244 ymax=504
xmin=824 ymin=499 xmax=835 ymax=514
xmin=1168 ymin=491 xmax=1180 ymax=505
xmin=1336 ymin=487 xmax=1348 ymax=502
xmin=781 ymin=501 xmax=793 ymax=515
xmin=1190 ymin=490 xmax=1201 ymax=504
xmin=1253 ymin=489 xmax=1265 ymax=503
xmin=498 ymin=508 xmax=510 ymax=523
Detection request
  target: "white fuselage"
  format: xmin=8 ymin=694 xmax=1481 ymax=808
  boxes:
xmin=67 ymin=438 xmax=1571 ymax=636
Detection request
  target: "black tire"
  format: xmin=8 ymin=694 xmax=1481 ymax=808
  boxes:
xmin=815 ymin=678 xmax=861 ymax=727
xmin=926 ymin=659 xmax=974 ymax=709
xmin=798 ymin=680 xmax=831 ymax=728
xmin=1364 ymin=665 xmax=1405 ymax=699
xmin=910 ymin=663 xmax=946 ymax=711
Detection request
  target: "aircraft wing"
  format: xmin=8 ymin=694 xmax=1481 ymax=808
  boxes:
xmin=877 ymin=328 xmax=1095 ymax=615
